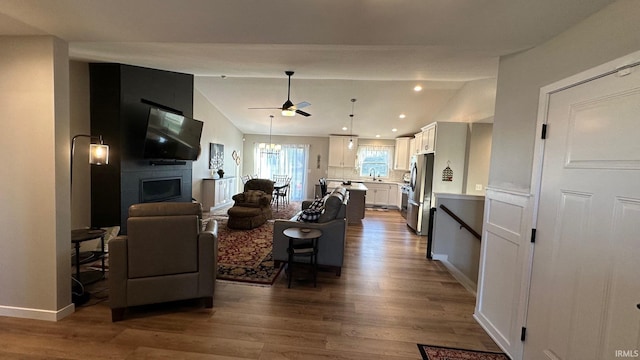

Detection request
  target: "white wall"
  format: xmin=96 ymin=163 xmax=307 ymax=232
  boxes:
xmin=0 ymin=36 xmax=73 ymax=320
xmin=433 ymin=78 xmax=497 ymax=124
xmin=432 ymin=195 xmax=484 ymax=291
xmin=489 ymin=0 xmax=640 ymax=193
xmin=465 ymin=123 xmax=493 ymax=195
xmin=192 ymin=86 xmax=245 ymax=200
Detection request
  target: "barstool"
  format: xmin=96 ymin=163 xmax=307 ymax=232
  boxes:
xmin=283 ymin=227 xmax=322 ymax=288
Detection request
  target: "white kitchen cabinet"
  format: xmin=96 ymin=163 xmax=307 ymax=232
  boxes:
xmin=394 ymin=137 xmax=411 ymax=170
xmin=364 ymin=182 xmax=399 ymax=208
xmin=387 ymin=184 xmax=398 ymax=208
xmin=202 ymin=177 xmax=236 ymax=211
xmin=414 ymin=132 xmax=423 ymax=155
xmin=373 ymin=186 xmax=389 ymax=206
xmin=421 ymin=123 xmax=436 ymax=153
xmin=329 ymin=135 xmax=358 ymax=167
xmin=409 ymin=137 xmax=416 ymax=156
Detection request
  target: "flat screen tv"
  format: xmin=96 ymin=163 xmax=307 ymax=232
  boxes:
xmin=143 ymin=108 xmax=204 ymax=161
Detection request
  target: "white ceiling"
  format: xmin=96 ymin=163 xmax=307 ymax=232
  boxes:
xmin=0 ymin=0 xmax=616 ymax=138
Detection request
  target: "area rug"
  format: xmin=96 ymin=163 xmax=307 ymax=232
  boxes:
xmin=208 ymin=217 xmax=283 ymax=285
xmin=417 ymin=344 xmax=510 ymax=360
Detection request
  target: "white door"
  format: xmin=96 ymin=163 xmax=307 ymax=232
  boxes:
xmin=524 ymin=65 xmax=640 ymax=359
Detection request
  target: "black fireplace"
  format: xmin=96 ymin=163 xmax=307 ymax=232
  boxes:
xmin=140 ymin=177 xmax=182 ymax=203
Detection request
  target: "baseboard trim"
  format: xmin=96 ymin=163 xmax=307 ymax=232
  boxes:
xmin=432 ymin=253 xmax=477 ymax=296
xmin=0 ymin=302 xmax=75 ymax=321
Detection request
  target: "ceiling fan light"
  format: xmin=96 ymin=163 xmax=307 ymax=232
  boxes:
xmin=281 ymin=99 xmax=295 ymax=116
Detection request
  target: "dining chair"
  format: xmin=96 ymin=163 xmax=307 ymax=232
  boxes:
xmin=272 ymin=175 xmax=290 ymax=210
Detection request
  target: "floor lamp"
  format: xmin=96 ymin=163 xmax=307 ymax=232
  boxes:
xmin=70 ymin=134 xmax=109 ymax=192
xmin=70 ymin=134 xmax=109 ymax=304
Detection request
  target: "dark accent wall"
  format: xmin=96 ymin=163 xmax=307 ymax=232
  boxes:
xmin=90 ymin=63 xmax=194 ymax=233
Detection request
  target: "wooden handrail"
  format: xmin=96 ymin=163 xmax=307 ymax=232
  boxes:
xmin=438 ymin=204 xmax=481 ymax=240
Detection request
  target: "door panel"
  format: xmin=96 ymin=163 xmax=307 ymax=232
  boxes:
xmin=525 ymin=66 xmax=640 ymax=360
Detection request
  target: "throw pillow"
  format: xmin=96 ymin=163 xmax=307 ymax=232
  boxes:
xmin=244 ymin=190 xmax=265 ymax=203
xmin=98 ymin=225 xmax=120 ymax=253
xmin=298 ymin=208 xmax=322 ymax=222
xmin=309 ymin=198 xmax=324 ymax=210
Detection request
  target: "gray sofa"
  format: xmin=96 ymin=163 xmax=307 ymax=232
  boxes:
xmin=273 ymin=187 xmax=349 ymax=276
xmin=109 ymin=202 xmax=218 ymax=321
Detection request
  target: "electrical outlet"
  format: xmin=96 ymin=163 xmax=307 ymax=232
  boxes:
xmin=475 ymin=184 xmax=483 ymax=191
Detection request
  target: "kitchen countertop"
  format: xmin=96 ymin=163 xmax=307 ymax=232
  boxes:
xmin=327 ymin=181 xmax=368 ymax=191
xmin=327 ymin=178 xmax=404 ymax=186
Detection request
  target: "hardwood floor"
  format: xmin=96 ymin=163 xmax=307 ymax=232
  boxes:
xmin=0 ymin=209 xmax=500 ymax=359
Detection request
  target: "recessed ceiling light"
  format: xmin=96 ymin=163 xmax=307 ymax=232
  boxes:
xmin=392 ymin=128 xmax=397 ymax=132
xmin=399 ymin=114 xmax=406 ymax=119
xmin=375 ymin=134 xmax=381 ymax=138
xmin=342 ymin=126 xmax=348 ymax=131
xmin=414 ymin=85 xmax=422 ymax=92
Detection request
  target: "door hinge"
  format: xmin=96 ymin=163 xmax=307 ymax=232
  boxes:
xmin=541 ymin=124 xmax=548 ymax=139
xmin=521 ymin=327 xmax=527 ymax=341
xmin=531 ymin=228 xmax=537 ymax=243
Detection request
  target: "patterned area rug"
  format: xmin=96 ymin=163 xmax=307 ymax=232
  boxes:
xmin=206 ymin=217 xmax=283 ymax=285
xmin=417 ymin=344 xmax=510 ymax=360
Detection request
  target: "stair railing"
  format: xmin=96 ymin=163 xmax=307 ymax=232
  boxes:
xmin=438 ymin=204 xmax=481 ymax=240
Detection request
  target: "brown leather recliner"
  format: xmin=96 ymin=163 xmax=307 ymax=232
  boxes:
xmin=226 ymin=179 xmax=274 ymax=229
xmin=108 ymin=202 xmax=218 ymax=321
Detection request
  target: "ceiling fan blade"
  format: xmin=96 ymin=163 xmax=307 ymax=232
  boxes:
xmin=296 ymin=109 xmax=312 ymax=117
xmin=295 ymin=101 xmax=311 ymax=109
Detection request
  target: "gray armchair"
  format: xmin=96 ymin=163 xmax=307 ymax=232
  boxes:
xmin=108 ymin=202 xmax=218 ymax=322
xmin=273 ymin=187 xmax=349 ymax=276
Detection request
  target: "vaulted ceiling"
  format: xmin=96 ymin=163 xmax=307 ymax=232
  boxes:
xmin=0 ymin=0 xmax=616 ymax=138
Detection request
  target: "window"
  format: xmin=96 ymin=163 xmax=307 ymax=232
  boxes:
xmin=357 ymin=144 xmax=394 ymax=178
xmin=254 ymin=143 xmax=309 ymax=200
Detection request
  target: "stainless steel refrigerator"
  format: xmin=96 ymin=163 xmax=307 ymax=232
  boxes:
xmin=407 ymin=153 xmax=434 ymax=235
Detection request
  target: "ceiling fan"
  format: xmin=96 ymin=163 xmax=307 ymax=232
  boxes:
xmin=249 ymin=71 xmax=312 ymax=117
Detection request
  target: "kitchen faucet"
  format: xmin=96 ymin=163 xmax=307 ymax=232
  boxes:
xmin=369 ymin=169 xmax=377 ymax=181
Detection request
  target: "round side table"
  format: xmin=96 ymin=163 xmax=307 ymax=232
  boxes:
xmin=283 ymin=227 xmax=322 ymax=288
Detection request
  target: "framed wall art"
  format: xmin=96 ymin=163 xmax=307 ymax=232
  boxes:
xmin=209 ymin=143 xmax=224 ymax=170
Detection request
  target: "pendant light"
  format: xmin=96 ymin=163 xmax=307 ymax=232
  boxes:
xmin=348 ymin=98 xmax=356 ymax=150
xmin=259 ymin=115 xmax=281 ymax=154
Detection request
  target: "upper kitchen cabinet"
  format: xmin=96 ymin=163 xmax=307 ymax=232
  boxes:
xmin=413 ymin=131 xmax=423 ymax=155
xmin=329 ymin=135 xmax=358 ymax=167
xmin=421 ymin=123 xmax=436 ymax=153
xmin=394 ymin=137 xmax=411 ymax=171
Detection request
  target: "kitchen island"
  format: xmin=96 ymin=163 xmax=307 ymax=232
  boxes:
xmin=328 ymin=181 xmax=367 ymax=224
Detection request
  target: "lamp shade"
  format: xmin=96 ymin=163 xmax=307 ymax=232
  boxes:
xmin=89 ymin=143 xmax=109 ymax=165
